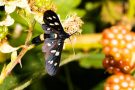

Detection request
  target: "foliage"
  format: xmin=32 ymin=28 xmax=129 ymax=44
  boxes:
xmin=0 ymin=0 xmax=135 ymax=90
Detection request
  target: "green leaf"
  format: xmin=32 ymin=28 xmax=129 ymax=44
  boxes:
xmin=11 ymin=12 xmax=28 ymax=26
xmin=0 ymin=52 xmax=9 ymax=63
xmin=79 ymin=53 xmax=104 ymax=68
xmin=85 ymin=2 xmax=100 ymax=11
xmin=71 ymin=9 xmax=86 ymax=17
xmin=0 ymin=26 xmax=8 ymax=40
xmin=101 ymin=1 xmax=122 ymax=24
xmin=92 ymin=81 xmax=104 ymax=90
xmin=54 ymin=0 xmax=81 ymax=9
xmin=0 ymin=75 xmax=18 ymax=90
xmin=82 ymin=22 xmax=95 ymax=34
xmin=54 ymin=0 xmax=81 ymax=18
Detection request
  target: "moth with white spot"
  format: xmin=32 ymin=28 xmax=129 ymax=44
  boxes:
xmin=32 ymin=10 xmax=72 ymax=76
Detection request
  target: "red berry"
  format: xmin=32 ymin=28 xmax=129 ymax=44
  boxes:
xmin=103 ymin=55 xmax=134 ymax=74
xmin=102 ymin=24 xmax=135 ymax=74
xmin=104 ymin=73 xmax=135 ymax=90
xmin=102 ymin=24 xmax=135 ymax=61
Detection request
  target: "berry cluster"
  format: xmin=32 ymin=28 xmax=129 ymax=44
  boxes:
xmin=104 ymin=73 xmax=135 ymax=90
xmin=102 ymin=24 xmax=135 ymax=74
xmin=103 ymin=55 xmax=134 ymax=74
xmin=102 ymin=24 xmax=135 ymax=90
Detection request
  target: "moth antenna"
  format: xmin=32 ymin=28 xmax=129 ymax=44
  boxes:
xmin=69 ymin=30 xmax=78 ymax=36
xmin=69 ymin=38 xmax=75 ymax=56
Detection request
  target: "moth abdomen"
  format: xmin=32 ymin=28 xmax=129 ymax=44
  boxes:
xmin=32 ymin=34 xmax=49 ymax=45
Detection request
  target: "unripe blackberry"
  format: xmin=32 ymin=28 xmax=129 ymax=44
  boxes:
xmin=104 ymin=73 xmax=135 ymax=90
xmin=103 ymin=55 xmax=134 ymax=74
xmin=102 ymin=25 xmax=134 ymax=61
xmin=102 ymin=24 xmax=135 ymax=73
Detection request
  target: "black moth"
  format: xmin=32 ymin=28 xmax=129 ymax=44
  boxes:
xmin=32 ymin=10 xmax=71 ymax=76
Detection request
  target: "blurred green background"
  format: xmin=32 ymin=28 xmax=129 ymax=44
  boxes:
xmin=0 ymin=0 xmax=134 ymax=90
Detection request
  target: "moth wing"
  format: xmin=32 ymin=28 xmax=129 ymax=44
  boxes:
xmin=42 ymin=39 xmax=64 ymax=76
xmin=43 ymin=10 xmax=64 ymax=32
xmin=42 ymin=24 xmax=53 ymax=34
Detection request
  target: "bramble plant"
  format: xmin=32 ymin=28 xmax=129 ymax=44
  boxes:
xmin=0 ymin=0 xmax=135 ymax=90
xmin=0 ymin=0 xmax=83 ymax=88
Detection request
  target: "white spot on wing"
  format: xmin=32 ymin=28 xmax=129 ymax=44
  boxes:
xmin=58 ymin=43 xmax=60 ymax=45
xmin=54 ymin=22 xmax=59 ymax=25
xmin=53 ymin=16 xmax=56 ymax=19
xmin=54 ymin=63 xmax=58 ymax=66
xmin=55 ymin=51 xmax=60 ymax=56
xmin=50 ymin=60 xmax=53 ymax=64
xmin=50 ymin=23 xmax=54 ymax=26
xmin=48 ymin=61 xmax=50 ymax=63
xmin=47 ymin=43 xmax=51 ymax=46
xmin=47 ymin=17 xmax=52 ymax=20
xmin=51 ymin=50 xmax=56 ymax=53
xmin=54 ymin=34 xmax=57 ymax=38
xmin=47 ymin=28 xmax=50 ymax=30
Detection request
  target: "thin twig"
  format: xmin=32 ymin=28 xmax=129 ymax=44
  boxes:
xmin=0 ymin=20 xmax=35 ymax=84
xmin=60 ymin=53 xmax=89 ymax=66
xmin=14 ymin=79 xmax=32 ymax=90
xmin=65 ymin=34 xmax=102 ymax=51
xmin=65 ymin=66 xmax=74 ymax=90
xmin=6 ymin=46 xmax=29 ymax=74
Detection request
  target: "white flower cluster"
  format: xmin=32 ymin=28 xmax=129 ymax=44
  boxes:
xmin=0 ymin=15 xmax=14 ymax=26
xmin=0 ymin=0 xmax=44 ymax=26
xmin=0 ymin=0 xmax=31 ymax=26
xmin=63 ymin=13 xmax=83 ymax=35
xmin=0 ymin=0 xmax=30 ymax=14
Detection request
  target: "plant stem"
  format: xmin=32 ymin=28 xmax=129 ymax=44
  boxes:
xmin=0 ymin=20 xmax=35 ymax=84
xmin=65 ymin=66 xmax=74 ymax=90
xmin=65 ymin=34 xmax=102 ymax=51
xmin=25 ymin=21 xmax=35 ymax=45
